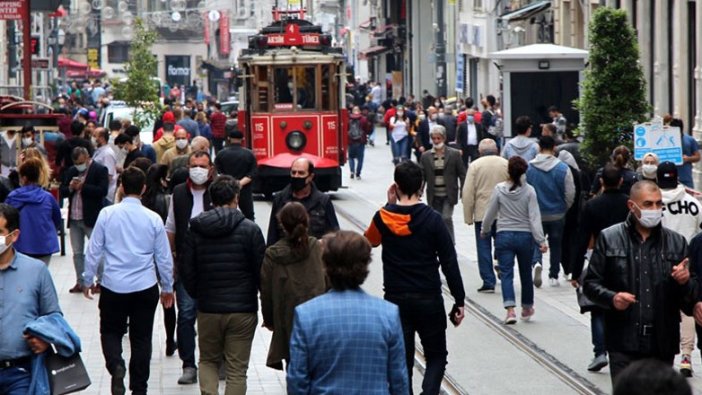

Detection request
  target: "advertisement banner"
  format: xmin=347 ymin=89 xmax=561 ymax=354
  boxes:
xmin=455 ymin=54 xmax=464 ymax=93
xmin=165 ymin=55 xmax=191 ymax=88
xmin=0 ymin=0 xmax=24 ymax=20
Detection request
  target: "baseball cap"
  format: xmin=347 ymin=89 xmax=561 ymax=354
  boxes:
xmin=656 ymin=161 xmax=678 ymax=189
xmin=162 ymin=111 xmax=176 ymax=123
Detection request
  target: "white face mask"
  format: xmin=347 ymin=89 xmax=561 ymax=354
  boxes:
xmin=22 ymin=137 xmax=32 ymax=146
xmin=641 ymin=164 xmax=657 ymax=178
xmin=0 ymin=233 xmax=14 ymax=255
xmin=189 ymin=167 xmax=209 ymax=185
xmin=430 ymin=114 xmax=438 ymax=121
xmin=91 ymin=136 xmax=98 ymax=146
xmin=434 ymin=142 xmax=445 ymax=150
xmin=176 ymin=139 xmax=188 ymax=150
xmin=633 ymin=203 xmax=662 ymax=228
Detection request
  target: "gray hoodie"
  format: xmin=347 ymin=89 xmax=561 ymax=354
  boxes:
xmin=481 ymin=181 xmax=546 ymax=244
xmin=501 ymin=135 xmax=539 ymax=162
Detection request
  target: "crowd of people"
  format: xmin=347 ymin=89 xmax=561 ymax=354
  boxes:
xmin=3 ymin=79 xmax=702 ymax=395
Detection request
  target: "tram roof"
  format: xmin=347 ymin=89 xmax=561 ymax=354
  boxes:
xmin=239 ymin=49 xmax=345 ymax=65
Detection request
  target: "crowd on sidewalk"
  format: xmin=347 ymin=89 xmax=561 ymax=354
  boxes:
xmin=3 ymin=81 xmax=702 ymax=395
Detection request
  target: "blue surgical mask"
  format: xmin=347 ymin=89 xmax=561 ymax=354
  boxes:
xmin=467 ymin=116 xmax=474 ymax=124
xmin=75 ymin=163 xmax=87 ymax=173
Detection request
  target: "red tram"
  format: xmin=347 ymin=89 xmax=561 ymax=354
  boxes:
xmin=237 ymin=8 xmax=348 ymax=197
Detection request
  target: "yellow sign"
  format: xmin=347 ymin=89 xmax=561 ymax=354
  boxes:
xmin=87 ymin=48 xmax=100 ymax=69
xmin=448 ymin=0 xmax=456 ymax=4
xmin=287 ymin=0 xmax=301 ymax=6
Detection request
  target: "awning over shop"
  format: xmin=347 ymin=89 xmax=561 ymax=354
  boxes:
xmin=58 ymin=57 xmax=88 ymax=69
xmin=201 ymin=59 xmax=232 ymax=72
xmin=359 ymin=45 xmax=391 ymax=60
xmin=359 ymin=19 xmax=371 ymax=30
xmin=500 ymin=0 xmax=551 ymax=22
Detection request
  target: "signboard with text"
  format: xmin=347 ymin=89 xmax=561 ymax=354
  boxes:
xmin=87 ymin=48 xmax=100 ymax=69
xmin=165 ymin=55 xmax=191 ymax=88
xmin=267 ymin=23 xmax=320 ymax=46
xmin=633 ymin=122 xmax=683 ymax=165
xmin=0 ymin=0 xmax=24 ymax=20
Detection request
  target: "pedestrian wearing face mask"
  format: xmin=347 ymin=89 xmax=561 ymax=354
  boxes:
xmin=419 ymin=125 xmax=466 ymax=242
xmin=59 ymin=146 xmax=109 ymax=293
xmin=583 ymin=180 xmax=698 ymax=383
xmin=455 ymin=108 xmax=487 ymax=166
xmin=160 ymin=128 xmax=192 ymax=170
xmin=637 ymin=152 xmax=659 ymax=181
xmin=267 ymin=157 xmax=339 ymax=246
xmin=389 ymin=105 xmax=412 ymax=164
xmin=165 ymin=150 xmax=215 ymax=385
xmin=414 ymin=106 xmax=439 ymax=161
xmin=114 ymin=133 xmax=145 ymax=170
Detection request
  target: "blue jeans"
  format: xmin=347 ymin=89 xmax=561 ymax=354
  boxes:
xmin=385 ymin=294 xmax=447 ymax=395
xmin=532 ymin=218 xmax=565 ymax=279
xmin=348 ymin=142 xmax=365 ymax=176
xmin=0 ymin=362 xmax=31 ymax=395
xmin=496 ymin=231 xmax=535 ymax=308
xmin=175 ymin=280 xmax=197 ymax=369
xmin=474 ymin=222 xmax=497 ymax=288
xmin=391 ymin=136 xmax=410 ymax=163
xmin=592 ymin=310 xmax=606 ymax=357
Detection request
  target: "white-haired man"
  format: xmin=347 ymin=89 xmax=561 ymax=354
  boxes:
xmin=462 ymin=139 xmax=509 ymax=292
xmin=419 ymin=125 xmax=466 ymax=242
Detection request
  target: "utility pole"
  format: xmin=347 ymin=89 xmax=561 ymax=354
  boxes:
xmin=22 ymin=0 xmax=32 ymax=100
xmin=435 ymin=0 xmax=446 ymax=97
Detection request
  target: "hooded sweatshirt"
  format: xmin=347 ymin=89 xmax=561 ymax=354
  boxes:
xmin=501 ymin=135 xmax=539 ymax=162
xmin=661 ymin=184 xmax=702 ymax=242
xmin=526 ymin=153 xmax=575 ymax=220
xmin=481 ymin=181 xmax=545 ymax=244
xmin=260 ymin=236 xmax=326 ymax=369
xmin=5 ymin=185 xmax=62 ymax=255
xmin=365 ymin=203 xmax=465 ymax=305
xmin=180 ymin=206 xmax=266 ymax=314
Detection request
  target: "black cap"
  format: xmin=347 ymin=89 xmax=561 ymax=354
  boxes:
xmin=228 ymin=129 xmax=244 ymax=139
xmin=656 ymin=161 xmax=678 ymax=189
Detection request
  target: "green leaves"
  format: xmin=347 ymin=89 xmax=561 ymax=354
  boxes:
xmin=111 ymin=18 xmax=162 ymax=128
xmin=576 ymin=7 xmax=650 ymax=167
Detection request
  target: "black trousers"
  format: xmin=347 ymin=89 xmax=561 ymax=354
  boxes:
xmin=609 ymin=350 xmax=674 ymax=385
xmin=99 ymin=285 xmax=159 ymax=394
xmin=464 ymin=144 xmax=479 ymax=167
xmin=239 ymin=187 xmax=255 ymax=221
xmin=385 ymin=294 xmax=447 ymax=395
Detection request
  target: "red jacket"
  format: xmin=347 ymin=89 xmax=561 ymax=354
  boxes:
xmin=210 ymin=111 xmax=228 ymax=139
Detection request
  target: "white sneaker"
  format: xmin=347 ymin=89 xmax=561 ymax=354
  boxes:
xmin=549 ymin=278 xmax=560 ymax=287
xmin=533 ymin=263 xmax=543 ymax=288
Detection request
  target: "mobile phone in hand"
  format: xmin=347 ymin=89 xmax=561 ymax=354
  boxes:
xmin=448 ymin=304 xmax=460 ymax=326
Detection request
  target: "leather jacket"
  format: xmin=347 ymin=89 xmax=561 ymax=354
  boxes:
xmin=584 ymin=215 xmax=697 ymax=355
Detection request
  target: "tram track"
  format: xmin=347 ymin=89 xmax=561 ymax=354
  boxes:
xmin=333 ymin=204 xmax=604 ymax=395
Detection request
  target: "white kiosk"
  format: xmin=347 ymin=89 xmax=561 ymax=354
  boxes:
xmin=490 ymin=44 xmax=588 ymax=137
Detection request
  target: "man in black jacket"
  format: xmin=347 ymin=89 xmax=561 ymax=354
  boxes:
xmin=166 ymin=150 xmax=214 ymax=385
xmin=584 ymin=180 xmax=697 ymax=383
xmin=454 ymin=108 xmax=485 ymax=166
xmin=214 ymin=126 xmax=257 ymax=221
xmin=267 ymin=157 xmax=339 ymax=246
xmin=59 ymin=146 xmax=108 ymax=293
xmin=180 ymin=175 xmax=265 ymax=395
xmin=365 ymin=161 xmax=465 ymax=394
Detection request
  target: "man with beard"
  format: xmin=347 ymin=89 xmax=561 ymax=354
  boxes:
xmin=266 ymin=157 xmax=339 ymax=246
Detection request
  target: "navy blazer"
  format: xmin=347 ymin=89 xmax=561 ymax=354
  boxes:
xmin=287 ymin=289 xmax=409 ymax=395
xmin=59 ymin=161 xmax=109 ymax=228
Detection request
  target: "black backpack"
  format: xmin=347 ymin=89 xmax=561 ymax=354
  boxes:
xmin=348 ymin=118 xmax=363 ymax=141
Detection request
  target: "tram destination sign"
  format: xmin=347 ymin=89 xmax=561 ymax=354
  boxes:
xmin=266 ymin=23 xmax=320 ymax=47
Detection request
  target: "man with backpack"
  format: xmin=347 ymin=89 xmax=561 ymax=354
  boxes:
xmin=348 ymin=105 xmax=372 ymax=180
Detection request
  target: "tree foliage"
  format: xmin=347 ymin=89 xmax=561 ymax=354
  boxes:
xmin=575 ymin=7 xmax=650 ymax=167
xmin=112 ymin=18 xmax=161 ymax=128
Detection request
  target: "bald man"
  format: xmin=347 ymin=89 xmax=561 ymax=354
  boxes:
xmin=583 ymin=180 xmax=697 ymax=383
xmin=266 ymin=157 xmax=339 ymax=245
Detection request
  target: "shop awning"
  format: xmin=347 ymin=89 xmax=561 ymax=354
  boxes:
xmin=500 ymin=0 xmax=551 ymax=22
xmin=359 ymin=45 xmax=391 ymax=60
xmin=359 ymin=19 xmax=371 ymax=30
xmin=58 ymin=57 xmax=88 ymax=69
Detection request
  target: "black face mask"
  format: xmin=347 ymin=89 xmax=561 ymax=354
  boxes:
xmin=290 ymin=176 xmax=308 ymax=192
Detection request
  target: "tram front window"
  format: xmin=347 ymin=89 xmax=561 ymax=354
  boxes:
xmin=273 ymin=66 xmax=316 ymax=110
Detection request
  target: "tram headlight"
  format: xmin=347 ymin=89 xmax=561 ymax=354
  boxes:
xmin=286 ymin=131 xmax=306 ymax=151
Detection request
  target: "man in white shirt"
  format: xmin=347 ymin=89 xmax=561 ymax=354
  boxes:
xmin=91 ymin=127 xmax=118 ymax=202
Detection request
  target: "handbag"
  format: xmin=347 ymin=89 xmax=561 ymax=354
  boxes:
xmin=45 ymin=352 xmax=91 ymax=395
xmin=576 ymin=265 xmax=597 ymax=311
